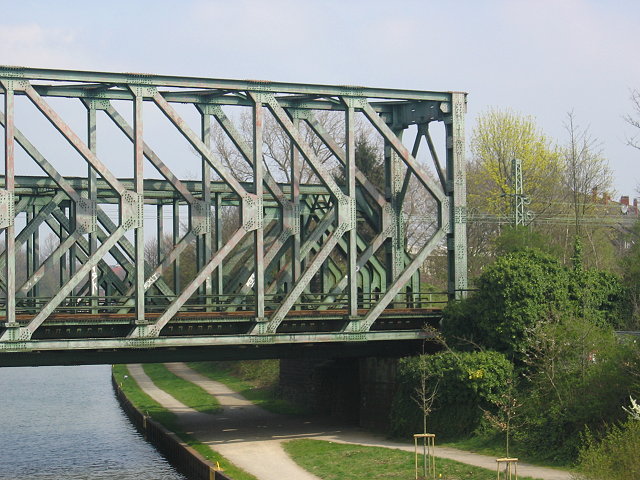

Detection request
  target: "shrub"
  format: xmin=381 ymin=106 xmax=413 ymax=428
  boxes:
xmin=443 ymin=249 xmax=572 ymax=360
xmin=443 ymin=249 xmax=627 ymax=362
xmin=390 ymin=350 xmax=513 ymax=439
xmin=516 ymin=318 xmax=636 ymax=462
xmin=575 ymin=419 xmax=640 ymax=480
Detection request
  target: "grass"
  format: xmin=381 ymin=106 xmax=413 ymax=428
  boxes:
xmin=187 ymin=360 xmax=307 ymax=415
xmin=141 ymin=363 xmax=221 ymax=415
xmin=440 ymin=433 xmax=576 ymax=471
xmin=113 ymin=365 xmax=257 ymax=480
xmin=282 ymin=439 xmax=545 ymax=480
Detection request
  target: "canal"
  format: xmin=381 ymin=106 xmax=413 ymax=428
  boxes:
xmin=0 ymin=365 xmax=186 ymax=480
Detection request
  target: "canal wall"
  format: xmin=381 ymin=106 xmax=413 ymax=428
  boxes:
xmin=111 ymin=374 xmax=232 ymax=480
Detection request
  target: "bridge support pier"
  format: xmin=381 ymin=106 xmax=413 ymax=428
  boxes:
xmin=279 ymin=356 xmax=401 ymax=430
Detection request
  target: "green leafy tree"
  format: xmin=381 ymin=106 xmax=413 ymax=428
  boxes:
xmin=466 ymin=109 xmax=564 ymax=275
xmin=493 ymin=226 xmax=561 ymax=258
xmin=354 ymin=134 xmax=385 ymax=191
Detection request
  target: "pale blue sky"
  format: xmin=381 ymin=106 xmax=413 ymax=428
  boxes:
xmin=1 ymin=0 xmax=639 ymax=196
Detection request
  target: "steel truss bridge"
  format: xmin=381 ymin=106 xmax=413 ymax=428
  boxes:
xmin=0 ymin=67 xmax=467 ymax=366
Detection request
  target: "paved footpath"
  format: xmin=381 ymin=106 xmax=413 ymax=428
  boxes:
xmin=129 ymin=363 xmax=572 ymax=480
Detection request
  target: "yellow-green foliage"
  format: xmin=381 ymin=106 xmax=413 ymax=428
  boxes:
xmin=470 ymin=108 xmax=562 ymax=218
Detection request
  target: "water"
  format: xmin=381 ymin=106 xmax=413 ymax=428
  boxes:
xmin=0 ymin=365 xmax=186 ymax=480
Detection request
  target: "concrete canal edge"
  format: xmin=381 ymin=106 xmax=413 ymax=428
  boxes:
xmin=111 ymin=372 xmax=232 ymax=480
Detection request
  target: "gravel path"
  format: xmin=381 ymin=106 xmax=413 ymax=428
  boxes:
xmin=129 ymin=363 xmax=572 ymax=480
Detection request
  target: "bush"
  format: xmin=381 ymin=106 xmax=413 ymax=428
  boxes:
xmin=575 ymin=419 xmax=640 ymax=480
xmin=516 ymin=318 xmax=636 ymax=462
xmin=443 ymin=249 xmax=627 ymax=362
xmin=443 ymin=249 xmax=572 ymax=360
xmin=572 ymin=268 xmax=627 ymax=327
xmin=390 ymin=350 xmax=513 ymax=439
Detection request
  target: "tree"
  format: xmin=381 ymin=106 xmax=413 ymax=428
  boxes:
xmin=335 ymin=133 xmax=384 ymax=190
xmin=621 ymin=220 xmax=640 ymax=328
xmin=470 ymin=109 xmax=563 ymax=221
xmin=562 ymin=111 xmax=613 ymax=236
xmin=482 ymin=373 xmax=522 ymax=458
xmin=624 ymin=88 xmax=640 ymax=151
xmin=519 ymin=315 xmax=636 ymax=462
xmin=493 ymin=226 xmax=561 ymax=258
xmin=354 ymin=133 xmax=385 ymax=190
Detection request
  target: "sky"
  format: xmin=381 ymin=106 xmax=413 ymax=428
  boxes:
xmin=1 ymin=0 xmax=639 ymax=197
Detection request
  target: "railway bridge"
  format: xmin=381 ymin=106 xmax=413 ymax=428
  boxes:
xmin=0 ymin=67 xmax=467 ymax=366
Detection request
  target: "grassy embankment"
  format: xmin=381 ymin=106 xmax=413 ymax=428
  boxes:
xmin=283 ymin=439 xmax=544 ymax=480
xmin=112 ymin=364 xmax=257 ymax=480
xmin=141 ymin=363 xmax=221 ymax=414
xmin=439 ymin=435 xmax=576 ymax=472
xmin=187 ymin=360 xmax=307 ymax=415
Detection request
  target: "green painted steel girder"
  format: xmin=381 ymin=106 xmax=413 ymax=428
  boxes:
xmin=0 ymin=66 xmax=466 ymax=364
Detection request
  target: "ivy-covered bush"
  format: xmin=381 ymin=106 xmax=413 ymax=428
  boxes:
xmin=390 ymin=350 xmax=513 ymax=439
xmin=572 ymin=268 xmax=627 ymax=327
xmin=442 ymin=249 xmax=627 ymax=362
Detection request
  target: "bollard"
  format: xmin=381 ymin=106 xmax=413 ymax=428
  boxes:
xmin=210 ymin=462 xmax=223 ymax=480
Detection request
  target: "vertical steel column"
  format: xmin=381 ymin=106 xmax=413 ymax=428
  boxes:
xmin=384 ymin=127 xmax=406 ymax=302
xmin=156 ymin=204 xmax=163 ymax=264
xmin=290 ymin=117 xmax=301 ymax=309
xmin=87 ymin=105 xmax=98 ymax=313
xmin=252 ymin=97 xmax=265 ymax=319
xmin=214 ymin=193 xmax=223 ymax=299
xmin=173 ymin=199 xmax=180 ymax=294
xmin=26 ymin=209 xmax=34 ymax=299
xmin=31 ymin=205 xmax=40 ymax=298
xmin=3 ymin=83 xmax=16 ymax=326
xmin=59 ymin=205 xmax=67 ymax=287
xmin=392 ymin=129 xmax=406 ymax=281
xmin=445 ymin=93 xmax=468 ymax=299
xmin=201 ymin=112 xmax=213 ymax=308
xmin=69 ymin=202 xmax=76 ymax=293
xmin=345 ymin=104 xmax=357 ymax=317
xmin=133 ymin=94 xmax=145 ymax=324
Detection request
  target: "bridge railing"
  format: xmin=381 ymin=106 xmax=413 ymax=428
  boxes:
xmin=5 ymin=290 xmax=448 ymax=319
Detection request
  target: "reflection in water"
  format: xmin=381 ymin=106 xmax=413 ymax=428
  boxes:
xmin=0 ymin=365 xmax=185 ymax=480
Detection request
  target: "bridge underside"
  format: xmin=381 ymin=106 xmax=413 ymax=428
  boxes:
xmin=0 ymin=67 xmax=466 ymax=365
xmin=0 ymin=338 xmax=430 ymax=368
